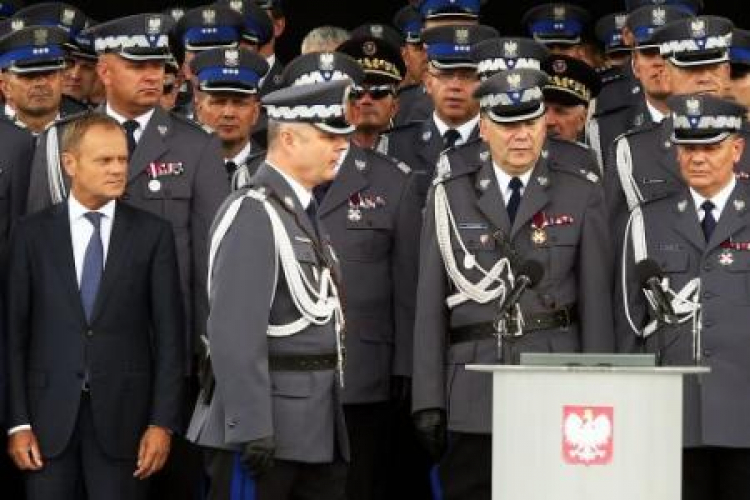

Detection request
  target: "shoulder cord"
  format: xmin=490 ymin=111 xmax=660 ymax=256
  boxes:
xmin=46 ymin=125 xmax=67 ymax=204
xmin=432 ymin=156 xmax=522 ymax=327
xmin=207 ymin=189 xmax=345 ymax=384
xmin=586 ymin=116 xmax=604 ymax=174
xmin=617 ymin=138 xmax=701 ymax=353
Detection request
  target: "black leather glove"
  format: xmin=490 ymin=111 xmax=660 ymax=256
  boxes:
xmin=241 ymin=436 xmax=275 ymax=476
xmin=390 ymin=375 xmax=412 ymax=407
xmin=413 ymin=408 xmax=447 ymax=461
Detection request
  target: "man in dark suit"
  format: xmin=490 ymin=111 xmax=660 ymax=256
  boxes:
xmin=5 ymin=113 xmax=185 ymax=500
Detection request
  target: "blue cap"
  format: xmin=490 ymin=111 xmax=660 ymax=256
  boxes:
xmin=174 ymin=5 xmax=244 ymax=52
xmin=474 ymin=68 xmax=549 ymax=123
xmin=422 ymin=24 xmax=498 ymax=69
xmin=418 ymin=0 xmax=481 ymax=21
xmin=625 ymin=0 xmax=703 ymax=15
xmin=626 ymin=5 xmax=693 ymax=48
xmin=216 ymin=0 xmax=274 ymax=46
xmin=282 ymin=52 xmax=364 ymax=86
xmin=595 ymin=13 xmax=630 ymax=54
xmin=731 ymin=29 xmax=750 ymax=68
xmin=471 ymin=37 xmax=550 ymax=79
xmin=521 ymin=3 xmax=590 ymax=46
xmin=0 ymin=1 xmax=21 ymax=20
xmin=190 ymin=47 xmax=269 ymax=94
xmin=668 ymin=94 xmax=745 ymax=144
xmin=0 ymin=25 xmax=68 ymax=73
xmin=393 ymin=5 xmax=422 ymax=44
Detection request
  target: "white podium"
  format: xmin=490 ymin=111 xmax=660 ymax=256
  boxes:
xmin=467 ymin=363 xmax=708 ymax=500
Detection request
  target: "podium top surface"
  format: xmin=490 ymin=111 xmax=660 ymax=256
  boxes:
xmin=466 ymin=364 xmax=710 ymax=375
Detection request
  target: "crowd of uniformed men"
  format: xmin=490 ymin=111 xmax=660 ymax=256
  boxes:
xmin=0 ymin=0 xmax=749 ymax=499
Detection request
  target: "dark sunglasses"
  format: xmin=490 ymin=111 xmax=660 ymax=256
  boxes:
xmin=349 ymin=85 xmax=396 ymax=100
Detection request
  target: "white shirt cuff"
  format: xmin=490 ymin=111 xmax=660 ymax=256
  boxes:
xmin=8 ymin=424 xmax=31 ymax=436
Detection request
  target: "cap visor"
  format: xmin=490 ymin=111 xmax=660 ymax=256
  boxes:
xmin=671 ymin=130 xmax=732 ymax=144
xmin=486 ymin=103 xmax=546 ymax=124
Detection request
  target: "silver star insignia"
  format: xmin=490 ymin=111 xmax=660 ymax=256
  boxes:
xmin=355 ymin=159 xmax=366 ymax=171
xmin=537 ymin=176 xmax=549 ymax=186
xmin=541 ymin=149 xmax=549 ymax=159
xmin=479 ymin=179 xmax=491 ymax=191
xmin=677 ymin=200 xmax=688 ymax=213
xmin=480 ymin=151 xmax=490 ymax=162
xmin=586 ymin=172 xmax=599 ymax=183
xmin=284 ymin=196 xmax=294 ymax=209
xmin=158 ymin=125 xmax=168 ymax=136
xmin=735 ymin=199 xmax=746 ymax=211
xmin=664 ymin=141 xmax=671 ymax=149
xmin=422 ymin=130 xmax=432 ymax=142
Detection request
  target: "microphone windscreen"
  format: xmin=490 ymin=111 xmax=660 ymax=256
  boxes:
xmin=519 ymin=259 xmax=544 ymax=287
xmin=635 ymin=258 xmax=663 ymax=287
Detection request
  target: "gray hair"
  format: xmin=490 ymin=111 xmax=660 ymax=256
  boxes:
xmin=300 ymin=26 xmax=350 ymax=54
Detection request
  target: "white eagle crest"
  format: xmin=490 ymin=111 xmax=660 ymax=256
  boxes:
xmin=653 ymin=7 xmax=666 ymax=26
xmin=690 ymin=19 xmax=706 ymax=39
xmin=230 ymin=0 xmax=244 ymax=13
xmin=553 ymin=5 xmax=566 ymax=21
xmin=203 ymin=9 xmax=217 ymax=26
xmin=564 ymin=409 xmax=612 ymax=463
xmin=686 ymin=97 xmax=701 ymax=116
xmin=319 ymin=53 xmax=335 ymax=71
xmin=62 ymin=8 xmax=76 ymax=26
xmin=504 ymin=40 xmax=518 ymax=58
xmin=507 ymin=73 xmax=522 ymax=90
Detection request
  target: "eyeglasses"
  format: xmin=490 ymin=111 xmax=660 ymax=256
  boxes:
xmin=348 ymin=85 xmax=396 ymax=100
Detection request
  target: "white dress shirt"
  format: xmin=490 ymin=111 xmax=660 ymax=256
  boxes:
xmin=259 ymin=54 xmax=277 ymax=89
xmin=8 ymin=195 xmax=116 ymax=435
xmin=646 ymin=99 xmax=666 ymax=124
xmin=227 ymin=141 xmax=254 ymax=166
xmin=690 ymin=177 xmax=736 ymax=223
xmin=69 ymin=195 xmax=116 ymax=286
xmin=432 ymin=112 xmax=479 ymax=147
xmin=106 ymin=104 xmax=155 ymax=144
xmin=493 ymin=164 xmax=534 ymax=206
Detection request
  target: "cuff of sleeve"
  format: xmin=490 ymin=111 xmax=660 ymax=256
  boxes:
xmin=8 ymin=424 xmax=31 ymax=436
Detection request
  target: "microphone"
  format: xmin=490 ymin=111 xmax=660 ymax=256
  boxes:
xmin=636 ymin=259 xmax=677 ymax=324
xmin=496 ymin=259 xmax=545 ymax=321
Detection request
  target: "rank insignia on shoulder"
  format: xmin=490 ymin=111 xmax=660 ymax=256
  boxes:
xmin=579 ymin=169 xmax=598 ymax=183
xmin=158 ymin=125 xmax=168 ymax=136
xmin=537 ymin=175 xmax=549 ymax=187
xmin=355 ymin=159 xmax=367 ymax=171
xmin=735 ymin=199 xmax=746 ymax=212
xmin=284 ymin=196 xmax=295 ymax=209
xmin=677 ymin=200 xmax=688 ymax=213
xmin=480 ymin=150 xmax=490 ymax=163
xmin=479 ymin=179 xmax=491 ymax=191
xmin=422 ymin=130 xmax=432 ymax=142
xmin=396 ymin=161 xmax=411 ymax=174
xmin=736 ymin=172 xmax=750 ymax=181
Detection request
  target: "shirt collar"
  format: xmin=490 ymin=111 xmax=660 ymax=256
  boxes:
xmin=259 ymin=54 xmax=277 ymax=88
xmin=267 ymin=161 xmax=313 ymax=209
xmin=106 ymin=103 xmax=155 ymax=132
xmin=432 ymin=112 xmax=479 ymax=146
xmin=690 ymin=176 xmax=736 ymax=219
xmin=68 ymin=193 xmax=116 ymax=222
xmin=646 ymin=99 xmax=666 ymax=124
xmin=493 ymin=162 xmax=534 ymax=197
xmin=228 ymin=141 xmax=253 ymax=165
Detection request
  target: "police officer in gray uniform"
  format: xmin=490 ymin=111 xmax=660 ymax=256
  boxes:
xmin=187 ymin=80 xmax=351 ymax=500
xmin=604 ymin=16 xmax=750 ymax=246
xmin=379 ymin=24 xmax=497 ymax=204
xmin=412 ymin=68 xmax=614 ymax=500
xmin=617 ymin=94 xmax=750 ymax=500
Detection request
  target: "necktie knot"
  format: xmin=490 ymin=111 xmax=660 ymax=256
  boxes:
xmin=123 ymin=120 xmax=139 ymax=134
xmin=443 ymin=129 xmax=461 ymax=149
xmin=84 ymin=211 xmax=103 ymax=230
xmin=701 ymin=200 xmax=715 ymax=215
xmin=509 ymin=176 xmax=523 ymax=192
xmin=701 ymin=199 xmax=717 ymax=241
xmin=123 ymin=120 xmax=139 ymax=156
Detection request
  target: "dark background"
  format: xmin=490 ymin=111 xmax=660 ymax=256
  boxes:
xmin=64 ymin=0 xmax=746 ymax=63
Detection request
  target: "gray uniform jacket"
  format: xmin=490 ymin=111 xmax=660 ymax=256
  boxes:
xmin=187 ymin=163 xmax=349 ymax=463
xmin=25 ymin=106 xmax=229 ymax=366
xmin=319 ymin=145 xmax=422 ymax=404
xmin=617 ymin=180 xmax=750 ymax=447
xmin=412 ymin=138 xmax=614 ymax=434
xmin=379 ymin=117 xmax=480 ymax=203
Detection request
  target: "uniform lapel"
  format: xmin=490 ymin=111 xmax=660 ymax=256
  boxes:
xmin=255 ymin=163 xmax=318 ymax=238
xmin=510 ymin=150 xmax=551 ymax=241
xmin=672 ymin=195 xmax=707 ymax=253
xmin=474 ymin=148 xmax=511 ymax=233
xmin=48 ymin=204 xmax=87 ymax=324
xmin=707 ymin=184 xmax=749 ymax=253
xmin=416 ymin=119 xmax=444 ymax=173
xmin=90 ymin=202 xmax=135 ymax=324
xmin=318 ymin=145 xmax=369 ymax=218
xmin=128 ymin=107 xmax=170 ymax=181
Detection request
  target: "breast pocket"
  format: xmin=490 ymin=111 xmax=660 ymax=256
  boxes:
xmin=343 ymin=213 xmax=392 ymax=262
xmin=718 ymin=252 xmax=750 ymax=306
xmin=141 ymin=177 xmax=192 ymax=228
xmin=547 ymin=227 xmax=579 ymax=283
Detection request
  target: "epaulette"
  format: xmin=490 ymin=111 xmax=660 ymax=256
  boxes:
xmin=736 ymin=172 xmax=750 ymax=181
xmin=548 ymin=135 xmax=591 ymax=152
xmin=364 ymin=147 xmax=412 ymax=175
xmin=549 ymin=162 xmax=601 ymax=184
xmin=612 ymin=119 xmax=661 ymax=145
xmin=51 ymin=109 xmax=94 ymax=128
xmin=381 ymin=120 xmax=424 ymax=137
xmin=169 ymin=110 xmax=212 ymax=134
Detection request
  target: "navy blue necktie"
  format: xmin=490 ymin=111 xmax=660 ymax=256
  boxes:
xmin=123 ymin=120 xmax=139 ymax=157
xmin=506 ymin=177 xmax=523 ymax=224
xmin=701 ymin=200 xmax=716 ymax=242
xmin=305 ymin=198 xmax=320 ymax=238
xmin=443 ymin=129 xmax=461 ymax=149
xmin=80 ymin=212 xmax=104 ymax=322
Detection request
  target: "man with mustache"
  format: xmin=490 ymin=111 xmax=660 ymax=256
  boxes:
xmin=0 ymin=25 xmax=70 ymax=135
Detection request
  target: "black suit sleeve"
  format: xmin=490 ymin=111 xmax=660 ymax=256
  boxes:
xmin=5 ymin=221 xmax=32 ymax=428
xmin=148 ymin=221 xmax=186 ymax=432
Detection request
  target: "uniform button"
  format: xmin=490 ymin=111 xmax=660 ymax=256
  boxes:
xmin=703 ymin=349 xmax=712 ymax=357
xmin=85 ymin=329 xmax=93 ymax=338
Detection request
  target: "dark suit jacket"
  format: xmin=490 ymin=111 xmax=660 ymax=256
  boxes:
xmin=0 ymin=118 xmax=34 ymax=259
xmin=6 ymin=201 xmax=185 ymax=459
xmin=26 ymin=106 xmax=228 ymax=368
